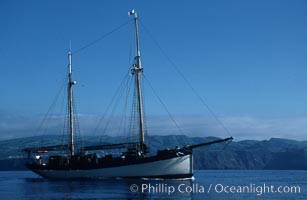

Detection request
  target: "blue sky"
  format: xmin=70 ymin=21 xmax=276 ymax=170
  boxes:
xmin=0 ymin=0 xmax=307 ymax=141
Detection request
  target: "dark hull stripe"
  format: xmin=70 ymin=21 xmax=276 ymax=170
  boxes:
xmin=26 ymin=152 xmax=192 ymax=171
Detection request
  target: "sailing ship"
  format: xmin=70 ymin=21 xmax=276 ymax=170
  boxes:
xmin=22 ymin=10 xmax=233 ymax=179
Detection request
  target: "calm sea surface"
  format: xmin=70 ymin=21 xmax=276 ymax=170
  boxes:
xmin=0 ymin=170 xmax=306 ymax=199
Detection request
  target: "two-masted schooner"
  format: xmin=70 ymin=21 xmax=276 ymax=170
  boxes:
xmin=22 ymin=10 xmax=233 ymax=179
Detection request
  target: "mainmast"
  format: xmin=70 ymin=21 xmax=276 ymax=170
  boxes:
xmin=68 ymin=48 xmax=76 ymax=156
xmin=129 ymin=10 xmax=146 ymax=156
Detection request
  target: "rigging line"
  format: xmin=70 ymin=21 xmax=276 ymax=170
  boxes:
xmin=72 ymin=94 xmax=83 ymax=149
xmin=120 ymin=76 xmax=132 ymax=138
xmin=129 ymin=82 xmax=137 ymax=142
xmin=116 ymin=75 xmax=131 ymax=136
xmin=101 ymin=74 xmax=129 ymax=135
xmin=143 ymin=74 xmax=185 ymax=135
xmin=97 ymin=55 xmax=135 ymax=138
xmin=123 ymin=44 xmax=134 ymax=143
xmin=61 ymin=79 xmax=69 ymax=147
xmin=93 ymin=42 xmax=134 ymax=136
xmin=139 ymin=20 xmax=232 ymax=137
xmin=93 ymin=73 xmax=130 ymax=135
xmin=39 ymin=76 xmax=68 ymax=145
xmin=221 ymin=139 xmax=233 ymax=151
xmin=141 ymin=74 xmax=149 ymax=143
xmin=73 ymin=19 xmax=133 ymax=54
xmin=61 ymin=91 xmax=69 ymax=149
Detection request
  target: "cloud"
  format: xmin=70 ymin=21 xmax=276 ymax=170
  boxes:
xmin=218 ymin=116 xmax=307 ymax=141
xmin=0 ymin=112 xmax=307 ymax=141
xmin=146 ymin=115 xmax=307 ymax=141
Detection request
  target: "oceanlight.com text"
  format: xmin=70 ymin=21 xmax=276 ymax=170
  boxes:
xmin=213 ymin=183 xmax=301 ymax=196
xmin=130 ymin=183 xmax=301 ymax=196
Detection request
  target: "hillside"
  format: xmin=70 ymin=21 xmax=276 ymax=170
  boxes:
xmin=1 ymin=135 xmax=307 ymax=170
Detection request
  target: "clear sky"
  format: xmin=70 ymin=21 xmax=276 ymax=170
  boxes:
xmin=1 ymin=0 xmax=307 ymax=141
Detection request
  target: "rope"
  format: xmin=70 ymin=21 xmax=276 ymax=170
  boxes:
xmin=141 ymin=74 xmax=149 ymax=145
xmin=93 ymin=73 xmax=130 ymax=135
xmin=38 ymin=76 xmax=67 ymax=146
xmin=123 ymin=45 xmax=134 ymax=143
xmin=61 ymin=84 xmax=69 ymax=151
xmin=139 ymin=20 xmax=232 ymax=137
xmin=143 ymin=74 xmax=185 ymax=135
xmin=117 ymin=75 xmax=132 ymax=136
xmin=73 ymin=19 xmax=133 ymax=54
xmin=129 ymin=80 xmax=138 ymax=143
xmin=73 ymin=94 xmax=83 ymax=152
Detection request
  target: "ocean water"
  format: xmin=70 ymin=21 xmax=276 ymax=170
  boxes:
xmin=0 ymin=170 xmax=306 ymax=200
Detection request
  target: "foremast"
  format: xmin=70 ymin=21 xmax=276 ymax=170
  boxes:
xmin=129 ymin=10 xmax=146 ymax=157
xmin=68 ymin=48 xmax=76 ymax=156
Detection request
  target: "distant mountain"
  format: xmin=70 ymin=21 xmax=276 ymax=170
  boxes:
xmin=1 ymin=135 xmax=307 ymax=170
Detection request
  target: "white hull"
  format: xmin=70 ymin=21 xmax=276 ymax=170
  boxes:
xmin=32 ymin=154 xmax=193 ymax=179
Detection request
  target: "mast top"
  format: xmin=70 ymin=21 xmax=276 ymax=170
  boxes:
xmin=68 ymin=49 xmax=72 ymax=75
xmin=128 ymin=9 xmax=137 ymax=19
xmin=129 ymin=9 xmax=142 ymax=73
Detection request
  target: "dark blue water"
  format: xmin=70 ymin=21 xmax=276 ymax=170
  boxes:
xmin=0 ymin=170 xmax=306 ymax=199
